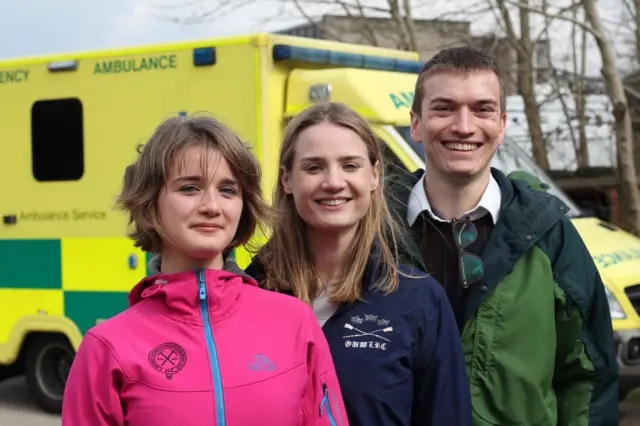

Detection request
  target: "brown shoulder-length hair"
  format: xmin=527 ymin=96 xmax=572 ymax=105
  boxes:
xmin=116 ymin=114 xmax=269 ymax=254
xmin=259 ymin=102 xmax=402 ymax=304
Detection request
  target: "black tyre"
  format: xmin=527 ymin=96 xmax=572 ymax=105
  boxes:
xmin=24 ymin=334 xmax=74 ymax=414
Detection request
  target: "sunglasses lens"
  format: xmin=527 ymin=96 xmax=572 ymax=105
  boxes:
xmin=454 ymin=221 xmax=478 ymax=248
xmin=460 ymin=253 xmax=484 ymax=285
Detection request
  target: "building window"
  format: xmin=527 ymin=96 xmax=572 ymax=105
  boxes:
xmin=534 ymin=41 xmax=550 ymax=70
xmin=534 ymin=41 xmax=551 ymax=84
xmin=31 ymin=97 xmax=84 ymax=182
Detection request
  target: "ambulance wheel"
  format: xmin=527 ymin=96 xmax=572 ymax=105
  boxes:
xmin=24 ymin=335 xmax=74 ymax=414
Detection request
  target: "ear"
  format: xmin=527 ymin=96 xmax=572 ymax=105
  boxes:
xmin=498 ymin=111 xmax=507 ymax=146
xmin=371 ymin=160 xmax=380 ymax=192
xmin=410 ymin=110 xmax=421 ymax=142
xmin=281 ymin=166 xmax=293 ymax=194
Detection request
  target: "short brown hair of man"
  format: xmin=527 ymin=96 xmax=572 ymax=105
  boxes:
xmin=116 ymin=114 xmax=269 ymax=254
xmin=257 ymin=102 xmax=405 ymax=305
xmin=411 ymin=46 xmax=505 ymax=115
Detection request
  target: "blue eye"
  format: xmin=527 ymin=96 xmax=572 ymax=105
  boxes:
xmin=179 ymin=185 xmax=199 ymax=192
xmin=344 ymin=163 xmax=360 ymax=171
xmin=220 ymin=187 xmax=238 ymax=195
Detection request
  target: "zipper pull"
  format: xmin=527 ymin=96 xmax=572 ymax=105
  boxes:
xmin=323 ymin=383 xmax=328 ymax=396
xmin=198 ymin=269 xmax=206 ymax=301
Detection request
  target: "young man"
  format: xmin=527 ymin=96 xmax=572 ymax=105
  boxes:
xmin=388 ymin=46 xmax=619 ymax=425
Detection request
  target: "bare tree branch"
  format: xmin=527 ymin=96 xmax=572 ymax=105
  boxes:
xmin=145 ymin=0 xmax=211 ymax=11
xmin=575 ymin=6 xmax=590 ymax=168
xmin=353 ymin=0 xmax=380 ymax=45
xmin=401 ymin=0 xmax=418 ymax=51
xmin=540 ymin=0 xmax=581 ymax=167
xmin=491 ymin=0 xmax=524 ymax=56
xmin=148 ymin=0 xmax=259 ymax=24
xmin=532 ymin=1 xmax=582 ymax=42
xmin=622 ymin=0 xmax=636 ymax=17
xmin=635 ymin=0 xmax=640 ymax=60
xmin=289 ymin=0 xmax=337 ymax=39
xmin=502 ymin=0 xmax=601 ymax=39
xmin=490 ymin=0 xmax=550 ymax=168
xmin=413 ymin=1 xmax=494 ymax=20
xmin=625 ymin=84 xmax=640 ymax=100
xmin=269 ymin=0 xmax=390 ymax=13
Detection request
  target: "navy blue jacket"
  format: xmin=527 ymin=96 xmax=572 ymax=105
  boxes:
xmin=245 ymin=251 xmax=472 ymax=426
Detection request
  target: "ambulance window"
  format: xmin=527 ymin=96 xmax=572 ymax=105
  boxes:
xmin=31 ymin=97 xmax=84 ymax=182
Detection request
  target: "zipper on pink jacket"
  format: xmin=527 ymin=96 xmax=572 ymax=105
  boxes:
xmin=197 ymin=268 xmax=226 ymax=425
xmin=320 ymin=383 xmax=338 ymax=425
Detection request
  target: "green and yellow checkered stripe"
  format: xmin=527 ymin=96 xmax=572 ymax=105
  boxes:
xmin=0 ymin=238 xmax=150 ymax=347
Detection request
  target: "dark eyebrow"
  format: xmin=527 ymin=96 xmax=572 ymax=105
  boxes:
xmin=299 ymin=155 xmax=366 ymax=162
xmin=219 ymin=177 xmax=238 ymax=186
xmin=429 ymin=97 xmax=499 ymax=107
xmin=429 ymin=97 xmax=456 ymax=105
xmin=476 ymin=99 xmax=499 ymax=107
xmin=173 ymin=175 xmax=238 ymax=186
xmin=173 ymin=175 xmax=202 ymax=184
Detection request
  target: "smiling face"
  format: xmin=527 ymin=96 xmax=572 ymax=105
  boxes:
xmin=282 ymin=121 xmax=379 ymax=234
xmin=157 ymin=145 xmax=243 ymax=262
xmin=410 ymin=70 xmax=506 ymax=181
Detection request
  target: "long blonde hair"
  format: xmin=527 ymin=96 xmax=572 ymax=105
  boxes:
xmin=258 ymin=102 xmax=402 ymax=304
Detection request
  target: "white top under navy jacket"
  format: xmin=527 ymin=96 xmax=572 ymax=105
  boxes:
xmin=246 ymin=245 xmax=472 ymax=426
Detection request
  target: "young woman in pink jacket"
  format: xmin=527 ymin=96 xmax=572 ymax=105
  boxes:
xmin=61 ymin=115 xmax=348 ymax=426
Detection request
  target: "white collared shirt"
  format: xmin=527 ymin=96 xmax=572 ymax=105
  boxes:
xmin=406 ymin=173 xmax=502 ymax=226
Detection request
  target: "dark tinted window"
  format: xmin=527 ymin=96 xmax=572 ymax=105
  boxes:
xmin=31 ymin=98 xmax=84 ymax=182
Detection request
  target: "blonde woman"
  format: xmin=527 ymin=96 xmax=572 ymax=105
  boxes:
xmin=62 ymin=115 xmax=348 ymax=426
xmin=247 ymin=102 xmax=471 ymax=426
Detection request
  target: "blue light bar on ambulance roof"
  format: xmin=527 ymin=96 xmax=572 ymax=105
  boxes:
xmin=47 ymin=60 xmax=79 ymax=73
xmin=272 ymin=44 xmax=424 ymax=74
xmin=193 ymin=47 xmax=216 ymax=66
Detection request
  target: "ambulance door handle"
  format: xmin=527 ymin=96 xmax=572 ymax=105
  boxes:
xmin=2 ymin=214 xmax=17 ymax=225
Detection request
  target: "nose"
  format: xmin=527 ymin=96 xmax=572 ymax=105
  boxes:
xmin=197 ymin=188 xmax=222 ymax=217
xmin=321 ymin=166 xmax=346 ymax=191
xmin=451 ymin=107 xmax=475 ymax=136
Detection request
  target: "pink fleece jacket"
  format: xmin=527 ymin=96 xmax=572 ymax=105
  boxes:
xmin=62 ymin=267 xmax=348 ymax=426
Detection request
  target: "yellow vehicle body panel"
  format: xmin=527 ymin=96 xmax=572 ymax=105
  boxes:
xmin=284 ymin=68 xmax=417 ymax=123
xmin=572 ymin=218 xmax=640 ymax=330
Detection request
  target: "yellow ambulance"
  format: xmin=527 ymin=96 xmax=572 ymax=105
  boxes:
xmin=1 ymin=32 xmax=639 ymax=413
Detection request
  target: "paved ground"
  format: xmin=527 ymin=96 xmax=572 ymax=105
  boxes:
xmin=623 ymin=401 xmax=640 ymax=426
xmin=0 ymin=377 xmax=59 ymax=426
xmin=2 ymin=374 xmax=640 ymax=425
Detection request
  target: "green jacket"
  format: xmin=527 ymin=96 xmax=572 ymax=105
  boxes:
xmin=387 ymin=167 xmax=619 ymax=426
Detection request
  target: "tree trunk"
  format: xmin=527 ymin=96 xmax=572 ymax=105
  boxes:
xmin=583 ymin=0 xmax=640 ymax=235
xmin=574 ymin=13 xmax=590 ymax=168
xmin=518 ymin=0 xmax=550 ymax=170
xmin=635 ymin=0 xmax=640 ymax=61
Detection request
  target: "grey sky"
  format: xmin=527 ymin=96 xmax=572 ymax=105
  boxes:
xmin=0 ymin=0 xmax=632 ymax=73
xmin=0 ymin=0 xmax=298 ymax=60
